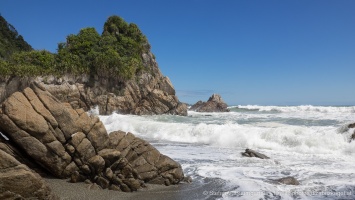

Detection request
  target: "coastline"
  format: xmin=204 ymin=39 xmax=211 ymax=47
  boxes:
xmin=45 ymin=177 xmax=225 ymax=200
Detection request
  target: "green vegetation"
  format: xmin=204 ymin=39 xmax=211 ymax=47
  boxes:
xmin=1 ymin=50 xmax=56 ymax=76
xmin=0 ymin=15 xmax=151 ymax=81
xmin=0 ymin=15 xmax=32 ymax=59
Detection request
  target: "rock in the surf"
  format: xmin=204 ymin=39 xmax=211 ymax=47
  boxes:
xmin=241 ymin=149 xmax=270 ymax=159
xmin=190 ymin=94 xmax=229 ymax=112
xmin=275 ymin=176 xmax=300 ymax=185
xmin=347 ymin=123 xmax=355 ymax=142
xmin=348 ymin=123 xmax=355 ymax=129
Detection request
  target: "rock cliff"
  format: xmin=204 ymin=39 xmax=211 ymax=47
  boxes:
xmin=0 ymin=52 xmax=187 ymax=116
xmin=0 ymin=83 xmax=184 ymax=196
xmin=0 ymin=15 xmax=187 ymax=116
xmin=190 ymin=94 xmax=229 ymax=112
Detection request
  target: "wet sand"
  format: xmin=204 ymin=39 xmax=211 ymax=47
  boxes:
xmin=45 ymin=177 xmax=226 ymax=200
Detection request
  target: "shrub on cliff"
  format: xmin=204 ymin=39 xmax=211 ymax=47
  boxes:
xmin=1 ymin=50 xmax=56 ymax=76
xmin=55 ymin=15 xmax=148 ymax=80
xmin=0 ymin=15 xmax=150 ymax=81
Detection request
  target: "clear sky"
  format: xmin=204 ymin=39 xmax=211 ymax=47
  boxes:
xmin=1 ymin=0 xmax=354 ymax=105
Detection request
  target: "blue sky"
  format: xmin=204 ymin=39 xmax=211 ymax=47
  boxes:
xmin=1 ymin=0 xmax=354 ymax=105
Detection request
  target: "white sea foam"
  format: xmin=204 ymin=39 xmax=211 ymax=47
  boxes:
xmin=235 ymin=105 xmax=355 ymax=114
xmin=100 ymin=112 xmax=354 ymax=155
xmin=97 ymin=106 xmax=355 ymax=199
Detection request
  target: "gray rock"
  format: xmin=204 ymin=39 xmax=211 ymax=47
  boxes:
xmin=347 ymin=123 xmax=355 ymax=142
xmin=98 ymin=149 xmax=121 ymax=166
xmin=96 ymin=176 xmax=110 ymax=189
xmin=87 ymin=183 xmax=102 ymax=190
xmin=190 ymin=94 xmax=229 ymax=112
xmin=109 ymin=184 xmax=121 ymax=191
xmin=123 ymin=178 xmax=142 ymax=191
xmin=183 ymin=176 xmax=193 ymax=183
xmin=70 ymin=171 xmax=86 ymax=183
xmin=241 ymin=149 xmax=270 ymax=159
xmin=88 ymin=155 xmax=105 ymax=174
xmin=275 ymin=176 xmax=300 ymax=185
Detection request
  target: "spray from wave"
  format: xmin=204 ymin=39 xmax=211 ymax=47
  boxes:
xmin=96 ymin=105 xmax=355 ymax=199
xmin=99 ymin=111 xmax=355 ymax=155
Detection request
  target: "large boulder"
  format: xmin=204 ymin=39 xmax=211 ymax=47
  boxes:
xmin=0 ymin=149 xmax=58 ymax=199
xmin=0 ymin=84 xmax=184 ymax=193
xmin=190 ymin=94 xmax=229 ymax=112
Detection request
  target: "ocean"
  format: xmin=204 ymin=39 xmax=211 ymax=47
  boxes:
xmin=97 ymin=105 xmax=355 ymax=200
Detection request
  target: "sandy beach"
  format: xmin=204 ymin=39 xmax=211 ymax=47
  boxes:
xmin=45 ymin=177 xmax=226 ymax=200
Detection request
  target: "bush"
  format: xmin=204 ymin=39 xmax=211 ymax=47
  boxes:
xmin=0 ymin=60 xmax=11 ymax=75
xmin=4 ymin=50 xmax=56 ymax=76
xmin=1 ymin=15 xmax=150 ymax=80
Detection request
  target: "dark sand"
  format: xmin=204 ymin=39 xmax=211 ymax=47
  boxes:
xmin=45 ymin=177 xmax=226 ymax=200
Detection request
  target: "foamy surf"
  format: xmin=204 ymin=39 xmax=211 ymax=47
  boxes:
xmin=98 ymin=105 xmax=355 ymax=199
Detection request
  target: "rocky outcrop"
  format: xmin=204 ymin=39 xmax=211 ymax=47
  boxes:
xmin=346 ymin=123 xmax=355 ymax=142
xmin=0 ymin=83 xmax=184 ymax=193
xmin=0 ymin=149 xmax=58 ymax=199
xmin=275 ymin=177 xmax=300 ymax=185
xmin=349 ymin=123 xmax=355 ymax=141
xmin=190 ymin=94 xmax=229 ymax=112
xmin=241 ymin=149 xmax=270 ymax=159
xmin=0 ymin=52 xmax=187 ymax=116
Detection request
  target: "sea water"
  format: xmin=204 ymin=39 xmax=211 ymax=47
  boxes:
xmin=98 ymin=105 xmax=355 ymax=200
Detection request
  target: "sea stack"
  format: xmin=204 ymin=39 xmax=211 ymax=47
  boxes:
xmin=190 ymin=94 xmax=229 ymax=112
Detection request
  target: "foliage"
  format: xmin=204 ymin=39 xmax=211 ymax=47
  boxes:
xmin=0 ymin=50 xmax=57 ymax=76
xmin=0 ymin=60 xmax=11 ymax=75
xmin=0 ymin=15 xmax=32 ymax=59
xmin=0 ymin=15 xmax=150 ymax=80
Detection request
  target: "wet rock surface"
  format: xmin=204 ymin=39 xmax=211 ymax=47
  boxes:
xmin=241 ymin=149 xmax=270 ymax=159
xmin=275 ymin=176 xmax=300 ymax=185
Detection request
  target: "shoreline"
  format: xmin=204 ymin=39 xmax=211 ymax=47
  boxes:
xmin=45 ymin=177 xmax=225 ymax=200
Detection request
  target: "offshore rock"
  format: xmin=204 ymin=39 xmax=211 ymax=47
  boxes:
xmin=0 ymin=85 xmax=184 ymax=193
xmin=348 ymin=123 xmax=355 ymax=141
xmin=275 ymin=176 xmax=300 ymax=185
xmin=190 ymin=94 xmax=229 ymax=112
xmin=241 ymin=149 xmax=270 ymax=159
xmin=0 ymin=52 xmax=187 ymax=116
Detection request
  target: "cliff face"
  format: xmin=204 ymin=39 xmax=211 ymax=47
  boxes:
xmin=0 ymin=15 xmax=187 ymax=116
xmin=0 ymin=53 xmax=187 ymax=116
